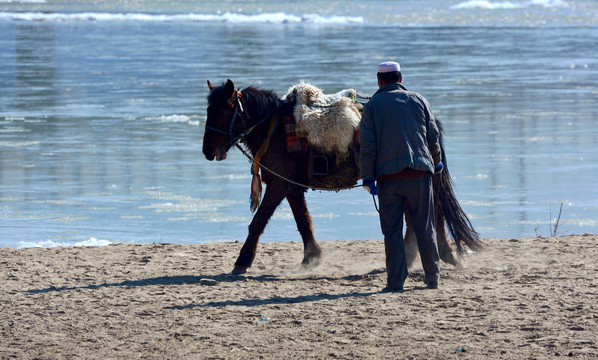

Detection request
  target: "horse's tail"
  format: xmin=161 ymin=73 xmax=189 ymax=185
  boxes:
xmin=435 ymin=165 xmax=483 ymax=253
xmin=435 ymin=120 xmax=483 ymax=253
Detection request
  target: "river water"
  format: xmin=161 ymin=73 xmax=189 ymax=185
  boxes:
xmin=1 ymin=0 xmax=597 ymax=247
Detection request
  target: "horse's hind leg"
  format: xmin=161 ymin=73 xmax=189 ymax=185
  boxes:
xmin=404 ymin=211 xmax=420 ymax=268
xmin=405 ymin=207 xmax=458 ymax=266
xmin=287 ymin=192 xmax=322 ymax=267
xmin=232 ymin=183 xmax=286 ymax=274
xmin=435 ymin=211 xmax=458 ymax=266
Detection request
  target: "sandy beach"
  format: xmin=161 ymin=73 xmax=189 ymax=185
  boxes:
xmin=1 ymin=234 xmax=597 ymax=359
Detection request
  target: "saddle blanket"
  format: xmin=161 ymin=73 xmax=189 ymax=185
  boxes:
xmin=284 ymin=82 xmax=362 ymax=159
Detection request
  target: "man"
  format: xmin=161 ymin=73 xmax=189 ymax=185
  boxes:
xmin=359 ymin=61 xmax=443 ymax=292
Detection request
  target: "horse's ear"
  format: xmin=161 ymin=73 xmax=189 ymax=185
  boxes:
xmin=207 ymin=80 xmax=215 ymax=91
xmin=224 ymin=79 xmax=235 ymax=96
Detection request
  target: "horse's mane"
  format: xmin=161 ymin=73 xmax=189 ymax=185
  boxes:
xmin=241 ymin=87 xmax=283 ymax=119
xmin=207 ymin=84 xmax=283 ymax=122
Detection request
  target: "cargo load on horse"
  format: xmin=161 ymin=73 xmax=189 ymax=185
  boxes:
xmin=282 ymin=82 xmax=362 ymax=189
xmin=285 ymin=81 xmax=362 ymax=162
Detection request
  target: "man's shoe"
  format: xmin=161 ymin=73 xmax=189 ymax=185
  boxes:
xmin=426 ymin=281 xmax=438 ymax=289
xmin=382 ymin=285 xmax=404 ymax=293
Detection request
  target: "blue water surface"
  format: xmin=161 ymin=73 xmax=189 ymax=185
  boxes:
xmin=1 ymin=0 xmax=597 ymax=247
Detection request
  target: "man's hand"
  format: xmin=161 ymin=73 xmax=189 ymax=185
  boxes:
xmin=433 ymin=153 xmax=443 ymax=173
xmin=434 ymin=161 xmax=443 ymax=173
xmin=362 ymin=177 xmax=378 ymax=195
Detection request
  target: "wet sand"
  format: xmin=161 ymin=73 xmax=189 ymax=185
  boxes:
xmin=1 ymin=234 xmax=597 ymax=359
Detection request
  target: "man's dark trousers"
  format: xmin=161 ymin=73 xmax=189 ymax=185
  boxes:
xmin=377 ymin=174 xmax=440 ymax=288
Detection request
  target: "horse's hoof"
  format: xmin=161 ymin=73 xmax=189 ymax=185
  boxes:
xmin=302 ymin=243 xmax=322 ymax=267
xmin=231 ymin=265 xmax=247 ymax=275
xmin=439 ymin=250 xmax=458 ymax=266
xmin=301 ymin=254 xmax=321 ymax=268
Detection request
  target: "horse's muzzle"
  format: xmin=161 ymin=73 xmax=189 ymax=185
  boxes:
xmin=203 ymin=146 xmax=228 ymax=161
xmin=203 ymin=147 xmax=215 ymax=161
xmin=214 ymin=147 xmax=227 ymax=161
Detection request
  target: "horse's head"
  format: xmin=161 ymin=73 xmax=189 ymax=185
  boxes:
xmin=203 ymin=79 xmax=246 ymax=161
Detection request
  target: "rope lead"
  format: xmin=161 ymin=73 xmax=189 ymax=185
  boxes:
xmin=234 ymin=143 xmax=362 ymax=193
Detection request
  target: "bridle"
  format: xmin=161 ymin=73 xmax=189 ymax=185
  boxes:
xmin=205 ymin=89 xmax=248 ymax=145
xmin=205 ymin=89 xmax=273 ymax=147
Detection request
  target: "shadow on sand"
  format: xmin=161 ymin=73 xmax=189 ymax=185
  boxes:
xmin=22 ymin=269 xmax=426 ymax=307
xmin=26 ymin=269 xmax=387 ymax=294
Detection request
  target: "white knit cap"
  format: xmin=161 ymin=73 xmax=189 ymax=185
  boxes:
xmin=378 ymin=61 xmax=401 ymax=73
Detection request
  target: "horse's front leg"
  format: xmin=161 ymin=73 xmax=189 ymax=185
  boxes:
xmin=286 ymin=191 xmax=322 ymax=267
xmin=232 ymin=181 xmax=286 ymax=274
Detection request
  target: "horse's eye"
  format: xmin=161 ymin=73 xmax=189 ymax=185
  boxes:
xmin=207 ymin=103 xmax=234 ymax=121
xmin=227 ymin=99 xmax=235 ymax=108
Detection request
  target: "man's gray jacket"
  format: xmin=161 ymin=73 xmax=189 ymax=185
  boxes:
xmin=359 ymin=82 xmax=441 ymax=180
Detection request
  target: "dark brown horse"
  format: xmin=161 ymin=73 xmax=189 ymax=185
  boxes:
xmin=203 ymin=79 xmax=481 ymax=274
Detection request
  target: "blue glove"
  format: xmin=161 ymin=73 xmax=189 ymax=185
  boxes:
xmin=362 ymin=177 xmax=378 ymax=195
xmin=434 ymin=161 xmax=444 ymax=174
